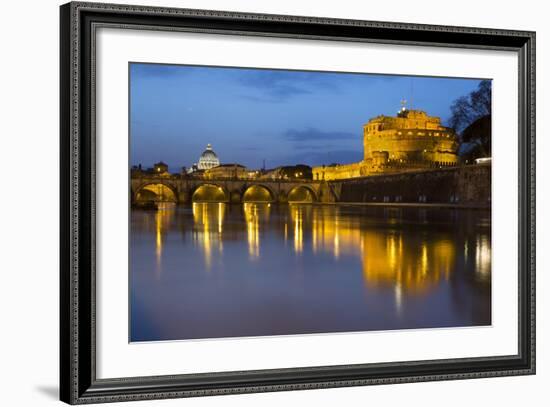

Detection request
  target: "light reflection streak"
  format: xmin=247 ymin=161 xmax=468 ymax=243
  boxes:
xmin=394 ymin=283 xmax=403 ymax=315
xmin=333 ymin=218 xmax=340 ymax=259
xmin=155 ymin=210 xmax=162 ymax=276
xmin=192 ymin=202 xmax=226 ymax=270
xmin=153 ymin=203 xmax=176 ymax=278
xmin=420 ymin=243 xmax=428 ymax=276
xmin=244 ymin=203 xmax=260 ymax=260
xmin=475 ymin=234 xmax=491 ymax=279
xmin=243 ymin=203 xmax=271 ymax=260
xmin=291 ymin=205 xmax=304 ymax=254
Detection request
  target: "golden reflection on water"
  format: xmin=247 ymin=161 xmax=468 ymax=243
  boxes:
xmin=188 ymin=203 xmax=490 ymax=294
xmin=290 ymin=205 xmax=304 ymax=255
xmin=155 ymin=211 xmax=162 ymax=274
xmin=132 ymin=203 xmax=492 ymax=340
xmin=153 ymin=203 xmax=176 ymax=277
xmin=307 ymin=205 xmax=467 ymax=293
xmin=475 ymin=234 xmax=491 ymax=280
xmin=361 ymin=234 xmax=457 ymax=294
xmin=192 ymin=202 xmax=226 ymax=270
xmin=244 ymin=203 xmax=260 ymax=260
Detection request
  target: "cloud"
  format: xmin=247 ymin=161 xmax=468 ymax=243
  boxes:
xmin=283 ymin=127 xmax=358 ymax=142
xmin=237 ymin=70 xmax=342 ymax=102
xmin=293 ymin=143 xmax=336 ymax=151
xmin=240 ymin=91 xmax=308 ymax=103
xmin=238 ymin=69 xmax=403 ymax=103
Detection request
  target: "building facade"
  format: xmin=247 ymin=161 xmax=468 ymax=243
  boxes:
xmin=313 ymin=108 xmax=459 ymax=181
xmin=204 ymin=163 xmax=249 ymax=179
xmin=153 ymin=161 xmax=169 ymax=175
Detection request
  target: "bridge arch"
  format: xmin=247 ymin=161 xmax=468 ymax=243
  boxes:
xmin=287 ymin=185 xmax=317 ymax=203
xmin=191 ymin=183 xmax=230 ymax=203
xmin=242 ymin=184 xmax=275 ymax=203
xmin=134 ymin=182 xmax=178 ymax=203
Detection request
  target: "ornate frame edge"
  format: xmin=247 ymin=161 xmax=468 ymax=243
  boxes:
xmin=60 ymin=2 xmax=536 ymax=404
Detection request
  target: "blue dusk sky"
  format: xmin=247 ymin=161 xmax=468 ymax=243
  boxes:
xmin=130 ymin=63 xmax=484 ymax=171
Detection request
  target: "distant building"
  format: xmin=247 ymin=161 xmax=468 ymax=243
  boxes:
xmin=204 ymin=163 xmax=247 ymax=179
xmin=188 ymin=168 xmax=206 ymax=178
xmin=260 ymin=165 xmax=312 ymax=180
xmin=187 ymin=163 xmax=199 ymax=174
xmin=153 ymin=161 xmax=169 ymax=174
xmin=132 ymin=162 xmax=172 ymax=177
xmin=130 ymin=164 xmax=143 ymax=177
xmin=313 ymin=107 xmax=459 ymax=181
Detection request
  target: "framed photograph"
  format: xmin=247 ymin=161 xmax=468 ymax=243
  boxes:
xmin=60 ymin=1 xmax=535 ymax=404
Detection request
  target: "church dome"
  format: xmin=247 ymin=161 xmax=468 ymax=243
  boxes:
xmin=197 ymin=143 xmax=220 ymax=170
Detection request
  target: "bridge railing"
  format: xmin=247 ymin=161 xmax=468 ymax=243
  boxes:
xmin=130 ymin=175 xmax=322 ymax=184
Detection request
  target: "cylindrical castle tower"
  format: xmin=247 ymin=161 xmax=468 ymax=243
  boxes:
xmin=363 ymin=108 xmax=459 ymax=169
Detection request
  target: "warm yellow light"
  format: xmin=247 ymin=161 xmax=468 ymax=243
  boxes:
xmin=475 ymin=235 xmax=491 ymax=278
xmin=291 ymin=206 xmax=304 ymax=254
xmin=154 ymin=209 xmax=166 ymax=278
xmin=420 ymin=244 xmax=428 ymax=276
xmin=244 ymin=203 xmax=260 ymax=260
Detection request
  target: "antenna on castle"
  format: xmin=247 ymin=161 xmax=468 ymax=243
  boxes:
xmin=410 ymin=78 xmax=414 ymax=110
xmin=400 ymin=98 xmax=407 ymax=113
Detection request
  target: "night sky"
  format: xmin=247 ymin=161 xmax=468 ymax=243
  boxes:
xmin=130 ymin=63 xmax=483 ymax=171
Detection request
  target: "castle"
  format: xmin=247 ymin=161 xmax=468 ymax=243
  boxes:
xmin=312 ymin=106 xmax=459 ymax=180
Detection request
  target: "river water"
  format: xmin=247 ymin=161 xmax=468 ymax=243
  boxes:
xmin=130 ymin=203 xmax=491 ymax=342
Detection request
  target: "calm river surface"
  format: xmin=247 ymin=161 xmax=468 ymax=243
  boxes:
xmin=130 ymin=203 xmax=491 ymax=342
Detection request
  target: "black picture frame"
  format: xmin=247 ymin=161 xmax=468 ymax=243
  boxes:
xmin=60 ymin=1 xmax=536 ymax=404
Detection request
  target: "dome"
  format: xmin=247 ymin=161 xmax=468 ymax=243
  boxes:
xmin=197 ymin=143 xmax=220 ymax=170
xmin=200 ymin=143 xmax=218 ymax=159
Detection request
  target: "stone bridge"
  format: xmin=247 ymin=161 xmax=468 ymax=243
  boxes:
xmin=130 ymin=175 xmax=338 ymax=204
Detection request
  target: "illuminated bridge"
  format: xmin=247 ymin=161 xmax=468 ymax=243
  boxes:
xmin=131 ymin=175 xmax=339 ymax=204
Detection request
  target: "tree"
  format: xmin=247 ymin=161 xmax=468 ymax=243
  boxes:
xmin=449 ymin=80 xmax=491 ymax=132
xmin=461 ymin=115 xmax=491 ymax=161
xmin=449 ymin=80 xmax=491 ymax=160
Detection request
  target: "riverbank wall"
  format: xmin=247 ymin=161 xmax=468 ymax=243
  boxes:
xmin=331 ymin=164 xmax=491 ymax=207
